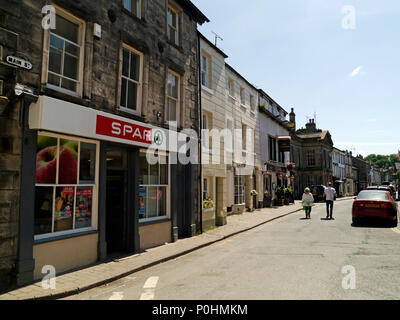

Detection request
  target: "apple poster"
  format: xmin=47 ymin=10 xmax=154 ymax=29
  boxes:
xmin=36 ymin=136 xmax=79 ymax=185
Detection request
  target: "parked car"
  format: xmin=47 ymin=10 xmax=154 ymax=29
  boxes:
xmin=309 ymin=185 xmax=326 ymax=203
xmin=352 ymin=190 xmax=398 ymax=226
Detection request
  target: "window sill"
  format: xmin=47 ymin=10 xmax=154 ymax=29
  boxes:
xmin=203 ymin=207 xmax=215 ymax=212
xmin=118 ymin=106 xmax=141 ymax=117
xmin=228 ymin=95 xmax=236 ymax=103
xmin=34 ymin=229 xmax=98 ymax=245
xmin=167 ymin=41 xmax=184 ymax=53
xmin=121 ymin=8 xmax=146 ymax=26
xmin=201 ymin=85 xmax=214 ymax=95
xmin=139 ymin=217 xmax=170 ymax=227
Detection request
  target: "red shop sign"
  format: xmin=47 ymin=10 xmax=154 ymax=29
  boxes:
xmin=96 ymin=115 xmax=153 ymax=145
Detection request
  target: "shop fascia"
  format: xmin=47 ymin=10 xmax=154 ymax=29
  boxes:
xmin=29 ymin=96 xmax=198 ymax=160
xmin=29 ymin=96 xmax=257 ymax=167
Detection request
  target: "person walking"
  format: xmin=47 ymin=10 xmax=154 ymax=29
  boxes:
xmin=324 ymin=182 xmax=337 ymax=220
xmin=302 ymin=188 xmax=314 ymax=219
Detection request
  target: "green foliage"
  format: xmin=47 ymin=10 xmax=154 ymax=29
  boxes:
xmin=364 ymin=154 xmax=398 ymax=169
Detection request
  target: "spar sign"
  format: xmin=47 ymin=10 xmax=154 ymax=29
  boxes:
xmin=96 ymin=114 xmax=153 ymax=145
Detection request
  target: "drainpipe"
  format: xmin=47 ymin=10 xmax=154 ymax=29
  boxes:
xmin=197 ymin=32 xmax=203 ymax=234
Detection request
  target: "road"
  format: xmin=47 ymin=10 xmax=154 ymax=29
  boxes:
xmin=63 ymin=199 xmax=400 ymax=300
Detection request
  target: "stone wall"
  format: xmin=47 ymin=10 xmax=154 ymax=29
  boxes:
xmin=0 ymin=0 xmax=203 ymax=291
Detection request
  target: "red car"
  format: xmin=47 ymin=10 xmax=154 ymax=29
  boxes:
xmin=352 ymin=190 xmax=398 ymax=226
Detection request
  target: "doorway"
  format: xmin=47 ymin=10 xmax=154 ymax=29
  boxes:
xmin=106 ymin=169 xmax=127 ymax=255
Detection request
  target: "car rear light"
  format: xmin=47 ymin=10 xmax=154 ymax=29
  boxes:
xmin=381 ymin=203 xmax=393 ymax=209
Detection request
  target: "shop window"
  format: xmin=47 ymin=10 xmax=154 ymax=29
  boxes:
xmin=139 ymin=151 xmax=169 ymax=221
xmin=34 ymin=134 xmax=98 ymax=238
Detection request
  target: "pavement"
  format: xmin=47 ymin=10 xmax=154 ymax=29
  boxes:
xmin=0 ymin=196 xmax=354 ymax=300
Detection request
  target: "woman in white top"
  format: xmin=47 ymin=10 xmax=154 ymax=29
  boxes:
xmin=302 ymin=188 xmax=314 ymax=219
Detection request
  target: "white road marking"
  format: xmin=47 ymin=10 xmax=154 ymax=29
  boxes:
xmin=140 ymin=276 xmax=159 ymax=300
xmin=109 ymin=292 xmax=124 ymax=300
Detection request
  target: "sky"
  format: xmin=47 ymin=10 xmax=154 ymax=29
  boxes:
xmin=192 ymin=0 xmax=400 ymax=157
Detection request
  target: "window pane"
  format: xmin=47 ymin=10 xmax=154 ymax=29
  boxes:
xmin=167 ymin=98 xmax=176 ymax=121
xmin=139 ymin=187 xmax=146 ymax=219
xmin=61 ymin=78 xmax=77 ymax=92
xmin=168 ymin=26 xmax=176 ymax=43
xmin=34 ymin=187 xmax=53 ymax=235
xmin=150 ymin=163 xmax=159 ymax=185
xmin=49 ymin=47 xmax=62 ymax=74
xmin=127 ymin=81 xmax=138 ymax=111
xmin=48 ymin=73 xmax=61 ymax=87
xmin=50 ymin=34 xmax=64 ymax=50
xmin=147 ymin=187 xmax=158 ymax=218
xmin=168 ymin=73 xmax=178 ymax=98
xmin=36 ymin=135 xmax=58 ymax=184
xmin=65 ymin=42 xmax=79 ymax=57
xmin=122 ymin=49 xmax=130 ymax=78
xmin=59 ymin=139 xmax=78 ymax=184
xmin=168 ymin=8 xmax=176 ymax=27
xmin=54 ymin=186 xmax=74 ymax=232
xmin=130 ymin=52 xmax=140 ymax=81
xmin=158 ymin=187 xmax=167 ymax=217
xmin=63 ymin=54 xmax=79 ymax=80
xmin=123 ymin=0 xmax=132 ymax=12
xmin=80 ymin=143 xmax=96 ymax=184
xmin=75 ymin=187 xmax=92 ymax=229
xmin=139 ymin=152 xmax=149 ymax=185
xmin=120 ymin=78 xmax=127 ymax=107
xmin=54 ymin=15 xmax=79 ymax=44
xmin=160 ymin=160 xmax=168 ymax=185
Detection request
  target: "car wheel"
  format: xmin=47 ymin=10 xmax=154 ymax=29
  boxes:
xmin=391 ymin=218 xmax=398 ymax=228
xmin=352 ymin=217 xmax=359 ymax=225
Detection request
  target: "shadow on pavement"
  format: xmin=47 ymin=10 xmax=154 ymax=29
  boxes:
xmin=351 ymin=220 xmax=397 ymax=229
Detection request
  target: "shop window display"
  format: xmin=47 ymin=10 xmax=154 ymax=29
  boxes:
xmin=34 ymin=134 xmax=98 ymax=237
xmin=139 ymin=151 xmax=169 ymax=221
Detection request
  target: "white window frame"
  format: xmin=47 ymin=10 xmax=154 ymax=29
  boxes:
xmin=119 ymin=44 xmax=144 ymax=116
xmin=123 ymin=0 xmax=142 ymax=18
xmin=166 ymin=69 xmax=181 ymax=127
xmin=44 ymin=6 xmax=86 ymax=97
xmin=34 ymin=131 xmax=100 ymax=241
xmin=167 ymin=5 xmax=180 ymax=46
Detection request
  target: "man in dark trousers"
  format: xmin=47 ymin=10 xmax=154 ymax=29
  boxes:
xmin=324 ymin=182 xmax=337 ymax=220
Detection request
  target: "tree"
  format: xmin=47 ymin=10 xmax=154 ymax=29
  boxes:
xmin=365 ymin=154 xmax=397 ymax=169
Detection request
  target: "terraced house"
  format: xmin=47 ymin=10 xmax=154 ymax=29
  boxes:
xmin=199 ymin=33 xmax=229 ymax=229
xmin=0 ymin=0 xmax=208 ymax=292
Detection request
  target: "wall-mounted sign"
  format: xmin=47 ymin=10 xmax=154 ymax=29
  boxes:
xmin=96 ymin=114 xmax=153 ymax=145
xmin=278 ymin=137 xmax=291 ymax=152
xmin=6 ymin=56 xmax=32 ymax=70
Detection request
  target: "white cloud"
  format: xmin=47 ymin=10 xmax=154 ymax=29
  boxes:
xmin=350 ymin=66 xmax=362 ymax=77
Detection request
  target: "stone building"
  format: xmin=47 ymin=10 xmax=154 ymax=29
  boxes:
xmin=0 ymin=0 xmax=208 ymax=291
xmin=351 ymin=155 xmax=371 ymax=192
xmin=289 ymin=115 xmax=333 ymax=198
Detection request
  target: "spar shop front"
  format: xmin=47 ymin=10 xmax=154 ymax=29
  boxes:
xmin=17 ymin=95 xmax=197 ymax=284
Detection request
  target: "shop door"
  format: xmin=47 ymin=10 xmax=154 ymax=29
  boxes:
xmin=106 ymin=170 xmax=128 ymax=255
